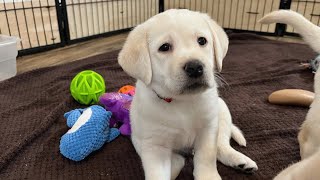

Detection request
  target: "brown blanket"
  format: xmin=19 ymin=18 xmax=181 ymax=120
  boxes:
xmin=0 ymin=33 xmax=316 ymax=179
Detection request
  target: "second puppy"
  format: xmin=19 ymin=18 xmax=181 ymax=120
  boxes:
xmin=260 ymin=10 xmax=320 ymax=180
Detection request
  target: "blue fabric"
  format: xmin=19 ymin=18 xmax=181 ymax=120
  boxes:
xmin=310 ymin=54 xmax=320 ymax=72
xmin=60 ymin=105 xmax=120 ymax=161
xmin=64 ymin=108 xmax=83 ymax=128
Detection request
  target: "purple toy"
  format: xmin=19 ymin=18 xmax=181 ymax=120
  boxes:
xmin=99 ymin=92 xmax=132 ymax=135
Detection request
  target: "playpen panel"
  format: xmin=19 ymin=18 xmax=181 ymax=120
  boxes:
xmin=0 ymin=0 xmax=60 ymax=50
xmin=164 ymin=0 xmax=280 ymax=33
xmin=287 ymin=0 xmax=320 ymax=33
xmin=1 ymin=0 xmax=318 ymax=54
xmin=66 ymin=0 xmax=158 ymax=40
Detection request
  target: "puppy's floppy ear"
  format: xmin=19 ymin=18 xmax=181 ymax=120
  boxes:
xmin=118 ymin=24 xmax=152 ymax=85
xmin=201 ymin=14 xmax=229 ymax=72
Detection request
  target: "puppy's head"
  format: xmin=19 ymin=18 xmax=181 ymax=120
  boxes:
xmin=118 ymin=9 xmax=228 ymax=97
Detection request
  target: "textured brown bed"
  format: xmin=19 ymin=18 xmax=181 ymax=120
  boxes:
xmin=0 ymin=33 xmax=316 ymax=179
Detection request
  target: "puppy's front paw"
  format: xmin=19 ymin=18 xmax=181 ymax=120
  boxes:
xmin=194 ymin=168 xmax=221 ymax=180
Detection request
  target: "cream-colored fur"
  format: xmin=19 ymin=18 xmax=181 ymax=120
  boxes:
xmin=260 ymin=10 xmax=320 ymax=180
xmin=119 ymin=9 xmax=257 ymax=180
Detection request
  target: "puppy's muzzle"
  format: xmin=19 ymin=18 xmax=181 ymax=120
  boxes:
xmin=180 ymin=60 xmax=209 ymax=94
xmin=183 ymin=60 xmax=204 ymax=78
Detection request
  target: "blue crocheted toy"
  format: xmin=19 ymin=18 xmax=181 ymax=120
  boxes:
xmin=60 ymin=105 xmax=120 ymax=161
xmin=301 ymin=54 xmax=320 ymax=73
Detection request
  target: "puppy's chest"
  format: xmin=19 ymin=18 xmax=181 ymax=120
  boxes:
xmin=154 ymin=102 xmax=215 ymax=149
xmin=160 ymin=103 xmax=203 ymax=124
xmin=164 ymin=100 xmax=215 ymax=125
xmin=153 ymin=120 xmax=198 ymax=150
xmin=174 ymin=127 xmax=198 ymax=149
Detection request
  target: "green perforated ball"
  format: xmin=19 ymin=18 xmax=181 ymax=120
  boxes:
xmin=70 ymin=70 xmax=106 ymax=105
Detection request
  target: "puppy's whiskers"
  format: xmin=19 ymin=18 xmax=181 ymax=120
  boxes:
xmin=214 ymin=73 xmax=229 ymax=88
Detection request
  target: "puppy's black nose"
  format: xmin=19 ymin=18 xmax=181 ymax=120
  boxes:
xmin=184 ymin=60 xmax=204 ymax=78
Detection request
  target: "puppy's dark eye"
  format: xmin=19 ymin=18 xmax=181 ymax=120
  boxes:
xmin=197 ymin=37 xmax=207 ymax=46
xmin=158 ymin=43 xmax=172 ymax=52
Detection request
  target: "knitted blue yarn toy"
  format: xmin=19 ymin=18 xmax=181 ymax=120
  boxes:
xmin=60 ymin=105 xmax=120 ymax=161
xmin=301 ymin=54 xmax=320 ymax=73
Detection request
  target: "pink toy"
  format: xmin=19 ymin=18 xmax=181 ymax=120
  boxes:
xmin=99 ymin=92 xmax=132 ymax=135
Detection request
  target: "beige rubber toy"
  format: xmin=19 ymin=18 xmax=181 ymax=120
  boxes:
xmin=268 ymin=89 xmax=315 ymax=107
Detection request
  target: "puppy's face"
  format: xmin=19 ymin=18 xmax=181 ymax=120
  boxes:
xmin=119 ymin=9 xmax=229 ymax=97
xmin=148 ymin=13 xmax=215 ymax=95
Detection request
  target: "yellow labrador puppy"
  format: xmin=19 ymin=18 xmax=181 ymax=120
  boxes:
xmin=119 ymin=9 xmax=258 ymax=180
xmin=260 ymin=10 xmax=320 ymax=179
